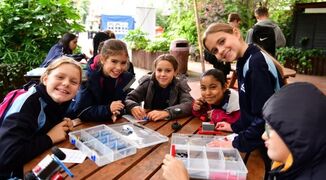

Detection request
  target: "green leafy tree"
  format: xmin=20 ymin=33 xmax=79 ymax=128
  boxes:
xmin=0 ymin=0 xmax=84 ymax=98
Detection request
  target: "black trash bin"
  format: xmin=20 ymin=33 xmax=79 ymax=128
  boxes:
xmin=169 ymin=39 xmax=189 ymax=74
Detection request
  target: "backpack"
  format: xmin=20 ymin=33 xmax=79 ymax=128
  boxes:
xmin=252 ymin=25 xmax=276 ymax=57
xmin=0 ymin=81 xmax=37 ymax=125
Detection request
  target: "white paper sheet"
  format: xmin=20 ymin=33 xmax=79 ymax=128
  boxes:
xmin=59 ymin=148 xmax=87 ymax=164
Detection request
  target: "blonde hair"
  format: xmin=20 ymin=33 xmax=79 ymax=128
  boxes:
xmin=202 ymin=23 xmax=234 ymax=51
xmin=40 ymin=56 xmax=82 ymax=84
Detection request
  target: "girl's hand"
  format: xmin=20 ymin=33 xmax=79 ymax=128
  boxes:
xmin=110 ymin=100 xmax=124 ymax=113
xmin=131 ymin=106 xmax=146 ymax=120
xmin=47 ymin=120 xmax=70 ymax=144
xmin=193 ymin=98 xmax=205 ymax=111
xmin=215 ymin=122 xmax=233 ymax=132
xmin=63 ymin=117 xmax=73 ymax=131
xmin=207 ymin=139 xmax=233 ymax=148
xmin=147 ymin=110 xmax=169 ymax=121
xmin=162 ymin=154 xmax=189 ymax=180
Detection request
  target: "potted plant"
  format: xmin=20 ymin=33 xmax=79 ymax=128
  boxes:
xmin=124 ymin=29 xmax=170 ymax=70
xmin=277 ymin=47 xmax=326 ymax=75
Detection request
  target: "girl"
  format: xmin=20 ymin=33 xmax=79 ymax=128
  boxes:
xmin=192 ymin=69 xmax=240 ymax=128
xmin=72 ymin=39 xmax=135 ymax=122
xmin=0 ymin=57 xmax=82 ymax=178
xmin=125 ymin=54 xmax=193 ymax=121
xmin=203 ymin=23 xmax=284 ymax=179
xmin=88 ymin=32 xmax=135 ymax=75
xmin=262 ymin=82 xmax=326 ymax=179
xmin=41 ymin=32 xmax=86 ymax=67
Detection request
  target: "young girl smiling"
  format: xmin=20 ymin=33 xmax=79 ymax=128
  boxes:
xmin=192 ymin=69 xmax=240 ymax=127
xmin=0 ymin=57 xmax=82 ymax=179
xmin=125 ymin=54 xmax=193 ymax=121
xmin=72 ymin=39 xmax=135 ymax=122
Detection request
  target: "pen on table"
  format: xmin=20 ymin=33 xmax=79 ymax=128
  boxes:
xmin=133 ymin=123 xmax=145 ymax=129
xmin=52 ymin=155 xmax=74 ymax=177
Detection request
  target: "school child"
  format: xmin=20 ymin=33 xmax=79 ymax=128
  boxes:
xmin=0 ymin=57 xmax=82 ymax=178
xmin=262 ymin=82 xmax=326 ymax=179
xmin=72 ymin=39 xmax=135 ymax=122
xmin=203 ymin=23 xmax=284 ymax=179
xmin=88 ymin=32 xmax=135 ymax=75
xmin=125 ymin=54 xmax=193 ymax=121
xmin=192 ymin=69 xmax=240 ymax=128
xmin=40 ymin=32 xmax=86 ymax=67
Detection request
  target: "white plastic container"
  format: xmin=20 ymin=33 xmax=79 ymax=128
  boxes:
xmin=69 ymin=123 xmax=168 ymax=166
xmin=171 ymin=133 xmax=248 ymax=180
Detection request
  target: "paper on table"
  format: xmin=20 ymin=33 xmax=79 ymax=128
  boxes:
xmin=59 ymin=148 xmax=87 ymax=164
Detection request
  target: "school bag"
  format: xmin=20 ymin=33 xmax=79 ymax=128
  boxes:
xmin=252 ymin=25 xmax=276 ymax=57
xmin=0 ymin=81 xmax=37 ymax=125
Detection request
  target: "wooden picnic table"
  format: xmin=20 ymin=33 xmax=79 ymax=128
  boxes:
xmin=24 ymin=116 xmax=266 ymax=179
xmin=24 ymin=116 xmax=202 ymax=179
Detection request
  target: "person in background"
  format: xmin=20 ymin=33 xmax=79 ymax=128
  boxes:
xmin=72 ymin=39 xmax=135 ymax=122
xmin=104 ymin=29 xmax=116 ymax=39
xmin=245 ymin=6 xmax=286 ymax=48
xmin=204 ymin=50 xmax=231 ymax=78
xmin=228 ymin=13 xmax=241 ymax=29
xmin=40 ymin=33 xmax=87 ymax=67
xmin=91 ymin=31 xmax=115 ymax=60
xmin=0 ymin=57 xmax=82 ymax=179
xmin=192 ymin=69 xmax=240 ymax=127
xmin=203 ymin=23 xmax=285 ymax=179
xmin=125 ymin=54 xmax=193 ymax=121
xmin=262 ymin=82 xmax=326 ymax=179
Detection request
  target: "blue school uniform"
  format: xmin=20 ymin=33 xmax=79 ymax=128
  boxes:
xmin=71 ymin=62 xmax=135 ymax=121
xmin=0 ymin=84 xmax=72 ymax=179
xmin=231 ymin=44 xmax=284 ymax=152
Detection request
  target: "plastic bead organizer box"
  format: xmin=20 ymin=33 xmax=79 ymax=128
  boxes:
xmin=69 ymin=122 xmax=168 ymax=166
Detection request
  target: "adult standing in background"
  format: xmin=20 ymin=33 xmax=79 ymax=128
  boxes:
xmin=245 ymin=6 xmax=286 ymax=56
xmin=40 ymin=33 xmax=86 ymax=67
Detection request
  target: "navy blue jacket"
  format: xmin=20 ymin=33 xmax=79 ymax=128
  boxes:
xmin=40 ymin=43 xmax=64 ymax=67
xmin=0 ymin=84 xmax=71 ymax=179
xmin=263 ymin=82 xmax=326 ymax=180
xmin=231 ymin=44 xmax=283 ymax=152
xmin=71 ymin=63 xmax=135 ymax=121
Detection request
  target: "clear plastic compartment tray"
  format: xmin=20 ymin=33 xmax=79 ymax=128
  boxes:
xmin=69 ymin=123 xmax=168 ymax=166
xmin=69 ymin=124 xmax=137 ymax=166
xmin=171 ymin=133 xmax=248 ymax=180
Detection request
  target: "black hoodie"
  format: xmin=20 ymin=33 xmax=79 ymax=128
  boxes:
xmin=262 ymin=82 xmax=326 ymax=179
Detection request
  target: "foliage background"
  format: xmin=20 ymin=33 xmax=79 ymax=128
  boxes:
xmin=0 ymin=0 xmax=84 ymax=98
